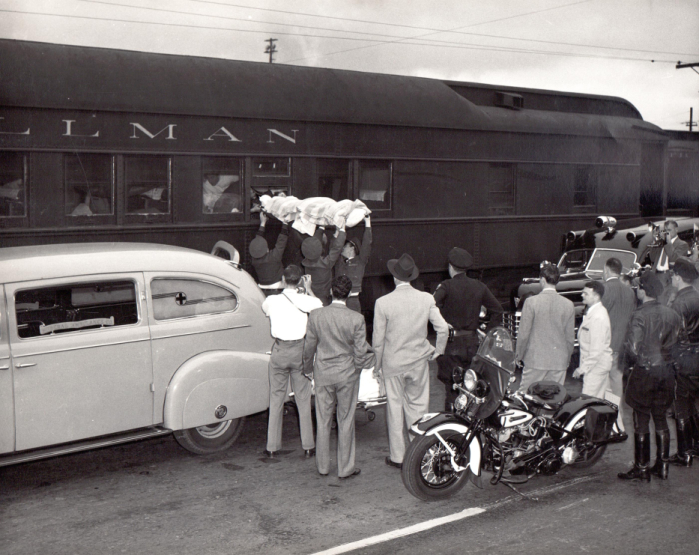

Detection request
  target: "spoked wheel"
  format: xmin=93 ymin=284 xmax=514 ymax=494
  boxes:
xmin=401 ymin=432 xmax=470 ymax=502
xmin=569 ymin=440 xmax=607 ymax=469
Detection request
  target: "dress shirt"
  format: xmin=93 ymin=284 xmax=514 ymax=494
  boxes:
xmin=657 ymin=236 xmax=677 ymax=271
xmin=262 ymin=289 xmax=323 ymax=340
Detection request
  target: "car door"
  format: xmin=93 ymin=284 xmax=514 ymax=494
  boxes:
xmin=0 ymin=286 xmax=15 ymax=454
xmin=7 ymin=274 xmax=154 ymax=452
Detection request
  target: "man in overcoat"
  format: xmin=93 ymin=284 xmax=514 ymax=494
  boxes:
xmin=303 ymin=276 xmax=376 ymax=479
xmin=619 ymin=271 xmax=681 ymax=482
xmin=373 ymin=253 xmax=449 ymax=469
xmin=515 ymin=262 xmax=575 ymax=392
xmin=601 ymin=257 xmax=637 ymax=442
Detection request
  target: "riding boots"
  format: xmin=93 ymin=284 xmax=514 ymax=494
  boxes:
xmin=689 ymin=413 xmax=699 ymax=456
xmin=668 ymin=418 xmax=694 ymax=467
xmin=618 ymin=433 xmax=651 ymax=482
xmin=650 ymin=430 xmax=670 ymax=480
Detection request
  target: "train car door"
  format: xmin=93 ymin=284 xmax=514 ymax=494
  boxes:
xmin=6 ymin=274 xmax=153 ymax=452
xmin=0 ymin=286 xmax=15 ymax=454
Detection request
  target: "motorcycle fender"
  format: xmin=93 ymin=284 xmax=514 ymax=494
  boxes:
xmin=561 ymin=399 xmax=614 ymax=433
xmin=420 ymin=422 xmax=482 ymax=478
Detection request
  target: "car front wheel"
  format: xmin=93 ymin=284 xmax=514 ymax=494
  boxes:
xmin=173 ymin=417 xmax=245 ymax=455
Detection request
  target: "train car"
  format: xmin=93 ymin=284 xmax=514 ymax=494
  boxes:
xmin=666 ymin=130 xmax=699 ymax=217
xmin=0 ymin=39 xmax=669 ymax=306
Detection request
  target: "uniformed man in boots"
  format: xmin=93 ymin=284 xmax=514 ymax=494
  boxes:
xmin=619 ymin=271 xmax=681 ymax=482
xmin=434 ymin=247 xmax=502 ymax=410
xmin=668 ymin=257 xmax=699 ymax=468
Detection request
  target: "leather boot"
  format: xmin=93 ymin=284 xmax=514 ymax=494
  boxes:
xmin=668 ymin=419 xmax=694 ymax=467
xmin=689 ymin=413 xmax=699 ymax=456
xmin=650 ymin=430 xmax=670 ymax=479
xmin=618 ymin=433 xmax=651 ymax=482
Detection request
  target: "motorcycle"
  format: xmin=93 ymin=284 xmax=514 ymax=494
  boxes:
xmin=401 ymin=327 xmax=619 ymax=502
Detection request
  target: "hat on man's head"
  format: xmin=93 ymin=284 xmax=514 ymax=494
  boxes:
xmin=448 ymin=247 xmax=473 ymax=270
xmin=345 ymin=238 xmax=361 ymax=254
xmin=301 ymin=236 xmax=323 ymax=260
xmin=249 ymin=236 xmax=269 ymax=258
xmin=638 ymin=270 xmax=664 ymax=299
xmin=387 ymin=253 xmax=419 ymax=281
xmin=673 ymin=257 xmax=699 ymax=282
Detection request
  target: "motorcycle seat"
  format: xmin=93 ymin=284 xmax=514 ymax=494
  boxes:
xmin=526 ymin=381 xmax=568 ymax=409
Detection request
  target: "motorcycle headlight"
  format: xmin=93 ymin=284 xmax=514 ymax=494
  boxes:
xmin=454 ymin=394 xmax=469 ymax=411
xmin=463 ymin=369 xmax=478 ymax=392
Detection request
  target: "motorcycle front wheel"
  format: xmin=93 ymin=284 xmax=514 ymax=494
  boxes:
xmin=570 ymin=441 xmax=607 ymax=469
xmin=401 ymin=432 xmax=471 ymax=502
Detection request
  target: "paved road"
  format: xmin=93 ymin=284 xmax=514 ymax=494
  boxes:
xmin=1 ymin=363 xmax=697 ymax=555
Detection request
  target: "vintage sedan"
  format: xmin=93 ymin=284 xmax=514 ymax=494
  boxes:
xmin=0 ymin=242 xmax=272 ymax=466
xmin=506 ymin=216 xmax=699 ymax=338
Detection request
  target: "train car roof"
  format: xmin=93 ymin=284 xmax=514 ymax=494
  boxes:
xmin=0 ymin=39 xmax=663 ymax=140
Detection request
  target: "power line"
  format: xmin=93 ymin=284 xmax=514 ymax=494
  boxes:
xmin=0 ymin=7 xmax=681 ymax=65
xmin=77 ymin=0 xmax=699 ymax=58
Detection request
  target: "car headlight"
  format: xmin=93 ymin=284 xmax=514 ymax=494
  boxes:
xmin=463 ymin=369 xmax=478 ymax=392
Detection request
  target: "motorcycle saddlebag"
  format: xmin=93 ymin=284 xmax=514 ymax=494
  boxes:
xmin=584 ymin=405 xmax=617 ymax=442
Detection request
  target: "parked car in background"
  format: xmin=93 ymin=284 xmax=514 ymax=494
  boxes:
xmin=505 ymin=216 xmax=699 ymax=339
xmin=0 ymin=242 xmax=272 ymax=466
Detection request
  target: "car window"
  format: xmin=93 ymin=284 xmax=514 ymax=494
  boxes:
xmin=586 ymin=250 xmax=636 ymax=273
xmin=558 ymin=250 xmax=593 ymax=273
xmin=15 ymin=280 xmax=138 ymax=339
xmin=151 ymin=278 xmax=238 ymax=321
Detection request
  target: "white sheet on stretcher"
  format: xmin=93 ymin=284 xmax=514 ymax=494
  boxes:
xmin=288 ymin=367 xmax=384 ymax=403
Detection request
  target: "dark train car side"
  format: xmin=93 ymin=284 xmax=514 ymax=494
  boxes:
xmin=0 ymin=39 xmax=669 ymax=304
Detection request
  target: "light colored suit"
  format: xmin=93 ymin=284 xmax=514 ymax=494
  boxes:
xmin=516 ymin=288 xmax=575 ymax=391
xmin=373 ymin=283 xmax=449 ymax=463
xmin=577 ymin=302 xmax=613 ymax=398
xmin=303 ymin=302 xmax=375 ymax=477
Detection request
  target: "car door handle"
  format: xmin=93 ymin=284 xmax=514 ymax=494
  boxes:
xmin=15 ymin=362 xmax=37 ymax=368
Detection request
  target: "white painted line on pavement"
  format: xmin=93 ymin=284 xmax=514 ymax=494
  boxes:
xmin=558 ymin=497 xmax=589 ymax=511
xmin=309 ymin=507 xmax=486 ymax=555
xmin=310 ymin=473 xmax=601 ymax=555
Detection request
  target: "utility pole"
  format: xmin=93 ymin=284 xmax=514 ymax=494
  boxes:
xmin=264 ymin=38 xmax=277 ymax=63
xmin=683 ymin=107 xmax=696 ymax=132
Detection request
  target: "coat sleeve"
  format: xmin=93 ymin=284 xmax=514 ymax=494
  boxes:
xmin=515 ymin=297 xmax=533 ymax=360
xmin=302 ymin=315 xmax=319 ymax=376
xmin=482 ymin=284 xmax=503 ymax=314
xmin=429 ymin=296 xmax=450 ymax=356
xmin=353 ymin=319 xmax=376 ymax=370
xmin=270 ymin=224 xmax=289 ymax=262
xmin=372 ymin=300 xmax=387 ymax=372
xmin=564 ymin=303 xmax=575 ymax=358
xmin=433 ymin=281 xmax=447 ymax=308
xmin=323 ymin=229 xmax=346 ymax=268
xmin=359 ymin=227 xmax=372 ymax=264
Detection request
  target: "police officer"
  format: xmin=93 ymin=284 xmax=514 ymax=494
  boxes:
xmin=434 ymin=247 xmax=503 ymax=410
xmin=668 ymin=257 xmax=699 ymax=466
xmin=619 ymin=271 xmax=681 ymax=482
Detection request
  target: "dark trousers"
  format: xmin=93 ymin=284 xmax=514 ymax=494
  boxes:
xmin=437 ymin=333 xmax=479 ymax=407
xmin=674 ymin=347 xmax=699 ymax=420
xmin=633 ymin=409 xmax=669 ymax=434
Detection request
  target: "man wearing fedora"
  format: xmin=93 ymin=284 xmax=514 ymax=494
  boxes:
xmin=373 ymin=253 xmax=449 ymax=469
xmin=302 ymin=225 xmax=346 ymax=305
xmin=668 ymin=257 xmax=699 ymax=466
xmin=434 ymin=247 xmax=502 ymax=410
xmin=249 ymin=212 xmax=289 ymax=295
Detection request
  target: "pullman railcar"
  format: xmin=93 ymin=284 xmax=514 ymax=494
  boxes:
xmin=0 ymin=39 xmax=669 ymax=304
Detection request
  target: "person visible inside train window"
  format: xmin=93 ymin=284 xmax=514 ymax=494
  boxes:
xmin=334 ymin=216 xmax=371 ymax=313
xmin=250 ymin=212 xmax=289 ymax=295
xmin=202 ymin=173 xmax=241 ymax=214
xmin=70 ymin=190 xmax=94 ymax=216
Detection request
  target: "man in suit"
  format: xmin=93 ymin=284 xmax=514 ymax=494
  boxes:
xmin=303 ymin=276 xmax=375 ymax=479
xmin=373 ymin=253 xmax=449 ymax=469
xmin=515 ymin=262 xmax=575 ymax=392
xmin=654 ymin=219 xmax=690 ymax=272
xmin=602 ymin=257 xmax=637 ymax=442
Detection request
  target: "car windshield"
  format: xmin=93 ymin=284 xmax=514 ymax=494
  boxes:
xmin=585 ymin=249 xmax=637 ymax=273
xmin=557 ymin=249 xmax=593 ymax=274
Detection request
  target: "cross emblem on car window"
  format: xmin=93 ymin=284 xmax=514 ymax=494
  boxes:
xmin=175 ymin=292 xmax=187 ymax=305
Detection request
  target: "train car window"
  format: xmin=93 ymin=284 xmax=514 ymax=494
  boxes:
xmin=150 ymin=278 xmax=238 ymax=320
xmin=252 ymin=157 xmax=290 ymax=177
xmin=15 ymin=280 xmax=138 ymax=339
xmin=125 ymin=156 xmax=171 ymax=215
xmin=358 ymin=160 xmax=391 ymax=210
xmin=317 ymin=159 xmax=350 ymax=201
xmin=488 ymin=163 xmax=515 ymax=215
xmin=574 ymin=166 xmax=597 ymax=209
xmin=201 ymin=157 xmax=243 ymax=215
xmin=0 ymin=151 xmax=27 ymax=218
xmin=64 ymin=153 xmax=114 ymax=216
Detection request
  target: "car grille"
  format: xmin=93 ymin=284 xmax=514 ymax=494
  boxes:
xmin=503 ymin=311 xmax=521 ymax=342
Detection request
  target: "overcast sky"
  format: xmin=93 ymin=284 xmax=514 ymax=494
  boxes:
xmin=1 ymin=0 xmax=698 ymax=130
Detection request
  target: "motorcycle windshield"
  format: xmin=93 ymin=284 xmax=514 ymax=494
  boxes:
xmin=471 ymin=327 xmax=516 ymax=420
